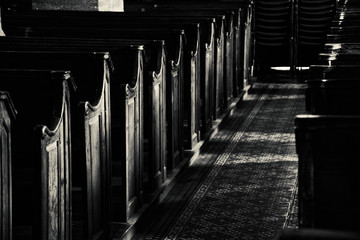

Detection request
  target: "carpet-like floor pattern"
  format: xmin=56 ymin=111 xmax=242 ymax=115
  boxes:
xmin=141 ymin=83 xmax=306 ymax=240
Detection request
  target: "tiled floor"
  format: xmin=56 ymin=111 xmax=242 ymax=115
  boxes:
xmin=137 ymin=82 xmax=306 ymax=240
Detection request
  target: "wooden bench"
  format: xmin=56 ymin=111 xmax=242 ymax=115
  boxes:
xmin=85 ymin=27 xmax=199 ymax=150
xmin=309 ymin=64 xmax=360 ymax=79
xmin=318 ymin=52 xmax=360 ymax=64
xmin=279 ymin=229 xmax=360 ymax=240
xmin=114 ymin=10 xmax=233 ymax=112
xmin=305 ymin=78 xmax=360 ymax=114
xmin=127 ymin=1 xmax=255 ymax=91
xmin=0 ymin=50 xmax=115 ymax=238
xmin=0 ymin=39 xmax=159 ymax=223
xmin=0 ymin=91 xmax=16 ymax=240
xmin=4 ymin=25 xmax=200 ymax=150
xmin=1 ymin=11 xmax=217 ymax=135
xmin=150 ymin=1 xmax=255 ymax=88
xmin=295 ymin=114 xmax=360 ymax=231
xmin=0 ymin=69 xmax=72 ymax=240
xmin=0 ymin=36 xmax=175 ymax=173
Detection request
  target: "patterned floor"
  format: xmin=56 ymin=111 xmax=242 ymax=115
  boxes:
xmin=140 ymin=83 xmax=306 ymax=240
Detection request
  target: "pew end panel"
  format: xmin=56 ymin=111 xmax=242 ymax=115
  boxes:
xmin=110 ymin=46 xmax=144 ymax=223
xmin=0 ymin=70 xmax=72 ymax=240
xmin=78 ymin=72 xmax=112 ymax=240
xmin=295 ymin=114 xmax=360 ymax=231
xmin=200 ymin=18 xmax=216 ymax=136
xmin=142 ymin=41 xmax=167 ymax=196
xmin=184 ymin=24 xmax=201 ymax=148
xmin=33 ymin=73 xmax=72 ymax=240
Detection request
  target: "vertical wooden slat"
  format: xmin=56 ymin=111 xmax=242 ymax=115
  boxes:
xmin=0 ymin=92 xmax=15 ymax=240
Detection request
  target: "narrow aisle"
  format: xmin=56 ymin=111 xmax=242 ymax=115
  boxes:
xmin=140 ymin=82 xmax=306 ymax=240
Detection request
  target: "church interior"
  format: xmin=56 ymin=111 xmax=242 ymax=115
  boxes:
xmin=1 ymin=0 xmax=360 ymax=239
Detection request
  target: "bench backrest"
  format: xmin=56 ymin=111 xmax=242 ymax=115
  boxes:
xmin=309 ymin=65 xmax=360 ymax=79
xmin=305 ymin=79 xmax=360 ymax=114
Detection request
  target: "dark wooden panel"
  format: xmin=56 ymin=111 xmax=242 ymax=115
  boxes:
xmin=243 ymin=3 xmax=254 ymax=88
xmin=295 ymin=114 xmax=360 ymax=231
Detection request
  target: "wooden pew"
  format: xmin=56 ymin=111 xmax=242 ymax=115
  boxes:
xmin=0 ymin=69 xmax=72 ymax=240
xmin=2 ymin=0 xmax=256 ymax=94
xmin=318 ymin=52 xmax=360 ymax=64
xmin=0 ymin=51 xmax=114 ymax=240
xmin=84 ymin=28 xmax=198 ymax=150
xmin=279 ymin=229 xmax=360 ymax=240
xmin=0 ymin=35 xmax=176 ymax=173
xmin=4 ymin=25 xmax=199 ymax=150
xmin=0 ymin=91 xmax=16 ymax=240
xmin=295 ymin=114 xmax=360 ymax=231
xmin=305 ymin=78 xmax=360 ymax=114
xmin=130 ymin=10 xmax=230 ymax=112
xmin=139 ymin=1 xmax=255 ymax=92
xmin=308 ymin=64 xmax=360 ymax=79
xmin=2 ymin=13 xmax=213 ymax=141
xmin=0 ymin=38 xmax=159 ymax=223
xmin=306 ymin=60 xmax=360 ymax=113
xmin=1 ymin=11 xmax=216 ymax=136
xmin=124 ymin=0 xmax=255 ymax=91
xmin=115 ymin=10 xmax=233 ymax=113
